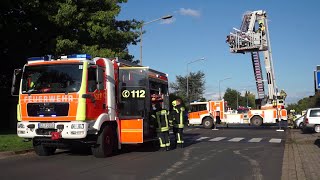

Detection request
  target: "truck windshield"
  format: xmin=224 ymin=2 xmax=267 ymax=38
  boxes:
xmin=21 ymin=64 xmax=83 ymax=94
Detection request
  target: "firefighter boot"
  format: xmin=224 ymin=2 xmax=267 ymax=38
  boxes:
xmin=177 ymin=143 xmax=184 ymax=148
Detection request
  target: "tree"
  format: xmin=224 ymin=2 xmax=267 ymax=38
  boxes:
xmin=170 ymin=70 xmax=206 ymax=105
xmin=223 ymin=88 xmax=238 ymax=109
xmin=286 ymin=92 xmax=320 ymax=114
xmin=223 ymin=88 xmax=256 ymax=109
xmin=1 ymin=0 xmax=141 ymax=88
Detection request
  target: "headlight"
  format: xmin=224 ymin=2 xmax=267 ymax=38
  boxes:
xmin=71 ymin=124 xmax=85 ymax=129
xmin=17 ymin=123 xmax=25 ymax=129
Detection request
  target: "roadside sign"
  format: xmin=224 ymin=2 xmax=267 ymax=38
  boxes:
xmin=317 ymin=71 xmax=320 ymax=90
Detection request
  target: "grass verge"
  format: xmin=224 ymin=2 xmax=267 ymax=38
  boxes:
xmin=0 ymin=135 xmax=32 ymax=152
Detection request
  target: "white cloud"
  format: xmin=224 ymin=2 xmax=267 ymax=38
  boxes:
xmin=160 ymin=18 xmax=176 ymax=24
xmin=204 ymin=91 xmax=219 ymax=101
xmin=285 ymin=90 xmax=314 ymax=104
xmin=178 ymin=8 xmax=201 ymax=17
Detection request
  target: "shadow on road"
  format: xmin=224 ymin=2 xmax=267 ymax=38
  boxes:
xmin=314 ymin=139 xmax=320 ymax=148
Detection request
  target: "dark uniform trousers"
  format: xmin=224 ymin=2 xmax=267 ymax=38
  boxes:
xmin=152 ymin=109 xmax=170 ymax=150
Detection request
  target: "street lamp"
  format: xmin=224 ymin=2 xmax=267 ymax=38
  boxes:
xmin=186 ymin=57 xmax=205 ymax=102
xmin=219 ymin=77 xmax=231 ymax=100
xmin=139 ymin=15 xmax=173 ymax=65
xmin=236 ymin=88 xmax=247 ymax=109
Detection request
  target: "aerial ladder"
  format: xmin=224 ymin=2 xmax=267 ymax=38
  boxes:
xmin=226 ymin=10 xmax=286 ymax=109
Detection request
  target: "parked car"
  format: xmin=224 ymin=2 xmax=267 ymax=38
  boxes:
xmin=301 ymin=108 xmax=320 ymax=133
xmin=294 ymin=114 xmax=305 ymax=129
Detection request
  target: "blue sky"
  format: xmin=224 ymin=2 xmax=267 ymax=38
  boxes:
xmin=118 ymin=0 xmax=320 ymax=104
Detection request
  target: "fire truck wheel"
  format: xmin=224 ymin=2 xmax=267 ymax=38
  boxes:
xmin=203 ymin=117 xmax=214 ymax=129
xmin=33 ymin=141 xmax=56 ymax=156
xmin=250 ymin=116 xmax=263 ymax=126
xmin=92 ymin=125 xmax=115 ymax=158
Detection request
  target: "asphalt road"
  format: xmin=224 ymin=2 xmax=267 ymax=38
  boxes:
xmin=0 ymin=126 xmax=286 ymax=180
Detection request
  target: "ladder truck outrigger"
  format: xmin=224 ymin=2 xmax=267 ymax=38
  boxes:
xmin=188 ymin=10 xmax=287 ymax=128
xmin=11 ymin=54 xmax=170 ymax=157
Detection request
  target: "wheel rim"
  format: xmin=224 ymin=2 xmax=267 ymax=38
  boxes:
xmin=105 ymin=136 xmax=111 ymax=145
xmin=104 ymin=128 xmax=113 ymax=155
xmin=315 ymin=126 xmax=320 ymax=133
xmin=205 ymin=121 xmax=211 ymax=127
xmin=299 ymin=123 xmax=303 ymax=128
xmin=253 ymin=119 xmax=259 ymax=125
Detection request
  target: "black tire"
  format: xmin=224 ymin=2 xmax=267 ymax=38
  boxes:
xmin=301 ymin=127 xmax=309 ymax=134
xmin=92 ymin=125 xmax=115 ymax=158
xmin=250 ymin=116 xmax=263 ymax=126
xmin=299 ymin=122 xmax=303 ymax=129
xmin=203 ymin=117 xmax=214 ymax=129
xmin=33 ymin=141 xmax=56 ymax=156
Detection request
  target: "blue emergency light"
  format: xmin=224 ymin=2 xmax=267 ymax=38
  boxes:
xmin=27 ymin=56 xmax=49 ymax=61
xmin=67 ymin=54 xmax=91 ymax=59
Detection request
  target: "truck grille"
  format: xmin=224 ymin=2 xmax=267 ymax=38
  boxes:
xmin=36 ymin=129 xmax=57 ymax=135
xmin=27 ymin=103 xmax=69 ymax=117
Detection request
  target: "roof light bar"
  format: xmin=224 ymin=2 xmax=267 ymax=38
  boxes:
xmin=27 ymin=56 xmax=50 ymax=64
xmin=27 ymin=56 xmax=49 ymax=61
xmin=67 ymin=54 xmax=91 ymax=59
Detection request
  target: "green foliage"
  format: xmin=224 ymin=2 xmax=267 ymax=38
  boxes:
xmin=170 ymin=71 xmax=206 ymax=104
xmin=223 ymin=88 xmax=256 ymax=109
xmin=0 ymin=135 xmax=32 ymax=152
xmin=1 ymin=0 xmax=141 ymax=87
xmin=286 ymin=92 xmax=320 ymax=114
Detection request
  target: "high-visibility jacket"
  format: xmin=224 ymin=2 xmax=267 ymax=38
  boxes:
xmin=152 ymin=109 xmax=170 ymax=132
xmin=172 ymin=105 xmax=185 ymax=128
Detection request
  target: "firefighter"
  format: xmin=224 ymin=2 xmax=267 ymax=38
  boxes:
xmin=151 ymin=97 xmax=171 ymax=151
xmin=171 ymin=99 xmax=185 ymax=148
xmin=258 ymin=20 xmax=266 ymax=36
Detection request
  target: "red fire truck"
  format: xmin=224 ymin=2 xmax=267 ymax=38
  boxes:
xmin=11 ymin=54 xmax=169 ymax=158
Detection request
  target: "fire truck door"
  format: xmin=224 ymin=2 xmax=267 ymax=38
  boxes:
xmin=118 ymin=67 xmax=148 ymax=143
xmin=86 ymin=66 xmax=106 ymax=119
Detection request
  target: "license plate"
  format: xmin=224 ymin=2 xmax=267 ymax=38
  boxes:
xmin=38 ymin=123 xmax=55 ymax=129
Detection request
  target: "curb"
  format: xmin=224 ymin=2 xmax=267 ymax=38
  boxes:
xmin=0 ymin=149 xmax=34 ymax=158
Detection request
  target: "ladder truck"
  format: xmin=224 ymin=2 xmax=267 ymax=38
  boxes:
xmin=225 ymin=10 xmax=287 ymax=126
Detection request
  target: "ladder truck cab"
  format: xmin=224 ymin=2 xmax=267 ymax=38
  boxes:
xmin=225 ymin=10 xmax=287 ymax=126
xmin=11 ymin=54 xmax=169 ymax=158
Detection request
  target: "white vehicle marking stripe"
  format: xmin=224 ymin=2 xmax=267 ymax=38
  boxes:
xmin=196 ymin=137 xmax=209 ymax=141
xmin=228 ymin=137 xmax=244 ymax=142
xmin=209 ymin=137 xmax=226 ymax=141
xmin=248 ymin=138 xmax=263 ymax=143
xmin=269 ymin=138 xmax=282 ymax=143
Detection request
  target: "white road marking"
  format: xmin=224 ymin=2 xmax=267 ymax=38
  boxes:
xmin=228 ymin=137 xmax=244 ymax=142
xmin=195 ymin=137 xmax=209 ymax=141
xmin=248 ymin=138 xmax=263 ymax=143
xmin=209 ymin=137 xmax=227 ymax=142
xmin=269 ymin=138 xmax=282 ymax=143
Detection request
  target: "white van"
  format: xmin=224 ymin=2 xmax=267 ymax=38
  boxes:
xmin=302 ymin=108 xmax=320 ymax=133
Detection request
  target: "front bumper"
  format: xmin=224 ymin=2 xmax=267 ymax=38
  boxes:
xmin=17 ymin=121 xmax=94 ymax=139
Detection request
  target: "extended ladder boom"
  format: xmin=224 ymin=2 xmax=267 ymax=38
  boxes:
xmin=226 ymin=10 xmax=279 ymax=106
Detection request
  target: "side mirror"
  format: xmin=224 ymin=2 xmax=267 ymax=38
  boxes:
xmin=82 ymin=94 xmax=96 ymax=103
xmin=11 ymin=69 xmax=22 ymax=96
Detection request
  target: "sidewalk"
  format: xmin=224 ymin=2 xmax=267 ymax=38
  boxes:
xmin=281 ymin=129 xmax=320 ymax=180
xmin=0 ymin=149 xmax=34 ymax=159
